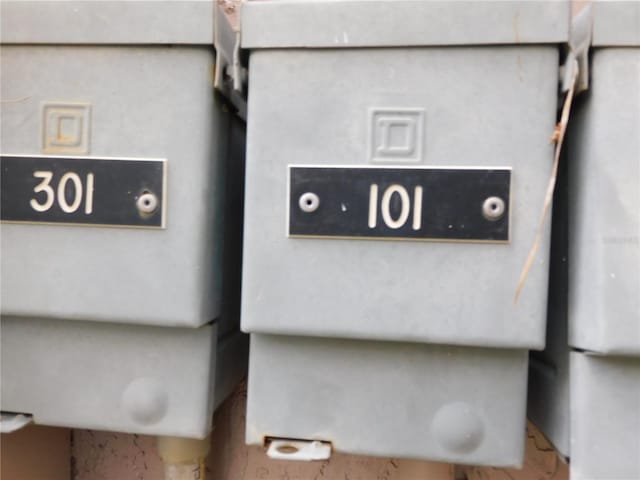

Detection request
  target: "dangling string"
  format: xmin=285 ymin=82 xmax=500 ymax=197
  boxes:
xmin=514 ymin=60 xmax=579 ymax=304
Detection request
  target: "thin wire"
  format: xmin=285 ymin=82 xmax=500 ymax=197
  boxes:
xmin=514 ymin=60 xmax=579 ymax=304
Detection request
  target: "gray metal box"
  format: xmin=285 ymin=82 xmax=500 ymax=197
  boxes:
xmin=0 ymin=0 xmax=229 ymax=328
xmin=528 ymin=3 xmax=640 ymax=476
xmin=0 ymin=1 xmax=247 ymax=436
xmin=241 ymin=0 xmax=568 ymax=466
xmin=1 ymin=316 xmax=247 ymax=437
xmin=569 ymin=44 xmax=640 ymax=356
xmin=248 ymin=335 xmax=529 ymax=466
xmin=569 ymin=353 xmax=640 ymax=480
xmin=241 ymin=7 xmax=565 ymax=350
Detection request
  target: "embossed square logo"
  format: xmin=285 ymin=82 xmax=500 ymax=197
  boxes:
xmin=369 ymin=108 xmax=425 ymax=163
xmin=42 ymin=102 xmax=91 ymax=154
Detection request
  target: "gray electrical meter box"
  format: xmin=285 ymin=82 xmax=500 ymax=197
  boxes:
xmin=528 ymin=3 xmax=640 ymax=479
xmin=0 ymin=1 xmax=247 ymax=437
xmin=240 ymin=0 xmax=569 ymax=466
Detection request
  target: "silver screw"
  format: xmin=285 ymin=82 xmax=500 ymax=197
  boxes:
xmin=136 ymin=191 xmax=159 ymax=215
xmin=482 ymin=196 xmax=505 ymax=221
xmin=299 ymin=192 xmax=320 ymax=213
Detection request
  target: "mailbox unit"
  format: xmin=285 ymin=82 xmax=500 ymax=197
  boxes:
xmin=528 ymin=3 xmax=640 ymax=479
xmin=240 ymin=0 xmax=569 ymax=466
xmin=0 ymin=1 xmax=247 ymax=437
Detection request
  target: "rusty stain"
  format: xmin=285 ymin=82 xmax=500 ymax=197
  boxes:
xmin=217 ymin=0 xmax=241 ymax=30
xmin=0 ymin=95 xmax=31 ymax=104
xmin=517 ymin=55 xmax=524 ymax=83
xmin=550 ymin=123 xmax=562 ymax=144
xmin=513 ymin=11 xmax=521 ymax=43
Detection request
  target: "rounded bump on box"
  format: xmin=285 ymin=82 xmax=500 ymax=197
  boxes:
xmin=122 ymin=377 xmax=169 ymax=425
xmin=431 ymin=401 xmax=485 ymax=454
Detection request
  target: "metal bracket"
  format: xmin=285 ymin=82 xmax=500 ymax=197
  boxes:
xmin=562 ymin=4 xmax=592 ymax=94
xmin=0 ymin=413 xmax=33 ymax=433
xmin=266 ymin=439 xmax=332 ymax=461
xmin=214 ymin=2 xmax=247 ymax=119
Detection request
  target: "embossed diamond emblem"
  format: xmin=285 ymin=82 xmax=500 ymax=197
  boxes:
xmin=42 ymin=102 xmax=91 ymax=154
xmin=369 ymin=108 xmax=425 ymax=163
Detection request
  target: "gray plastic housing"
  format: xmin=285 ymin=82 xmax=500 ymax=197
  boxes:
xmin=0 ymin=1 xmax=215 ymax=44
xmin=248 ymin=334 xmax=529 ymax=467
xmin=241 ymin=47 xmax=561 ymax=349
xmin=240 ymin=0 xmax=568 ymax=466
xmin=1 ymin=45 xmax=228 ymax=328
xmin=1 ymin=316 xmax=248 ymax=437
xmin=528 ymin=4 xmax=640 ymax=475
xmin=569 ymin=353 xmax=640 ymax=480
xmin=591 ymin=0 xmax=640 ymax=47
xmin=568 ymin=46 xmax=640 ymax=355
xmin=242 ymin=0 xmax=569 ymax=48
xmin=0 ymin=115 xmax=248 ymax=437
xmin=1 ymin=2 xmax=248 ymax=436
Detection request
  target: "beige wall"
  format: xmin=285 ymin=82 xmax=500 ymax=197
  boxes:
xmin=1 ymin=425 xmax=70 ymax=480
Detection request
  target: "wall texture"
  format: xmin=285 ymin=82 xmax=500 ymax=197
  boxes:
xmin=1 ymin=425 xmax=70 ymax=480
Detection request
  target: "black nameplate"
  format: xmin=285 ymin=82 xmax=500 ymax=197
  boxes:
xmin=289 ymin=166 xmax=511 ymax=242
xmin=1 ymin=155 xmax=166 ymax=228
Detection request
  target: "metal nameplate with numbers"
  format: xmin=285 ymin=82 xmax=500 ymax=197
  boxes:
xmin=288 ymin=166 xmax=511 ymax=242
xmin=1 ymin=155 xmax=166 ymax=228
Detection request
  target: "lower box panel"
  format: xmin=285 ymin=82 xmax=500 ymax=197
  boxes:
xmin=527 ymin=349 xmax=640 ymax=478
xmin=570 ymin=352 xmax=640 ymax=480
xmin=0 ymin=316 xmax=247 ymax=438
xmin=246 ymin=334 xmax=529 ymax=467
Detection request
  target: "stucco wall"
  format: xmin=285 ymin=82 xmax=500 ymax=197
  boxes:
xmin=1 ymin=425 xmax=70 ymax=480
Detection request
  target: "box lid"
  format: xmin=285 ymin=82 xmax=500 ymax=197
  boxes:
xmin=1 ymin=1 xmax=214 ymax=44
xmin=242 ymin=0 xmax=569 ymax=49
xmin=592 ymin=1 xmax=640 ymax=47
